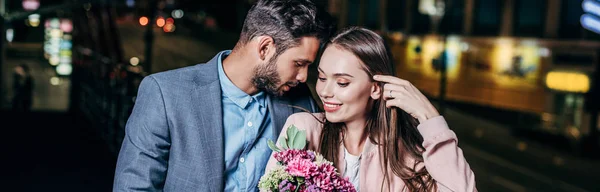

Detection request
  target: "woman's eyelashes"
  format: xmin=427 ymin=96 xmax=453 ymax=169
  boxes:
xmin=318 ymin=76 xmax=327 ymax=82
xmin=337 ymin=81 xmax=349 ymax=87
xmin=318 ymin=75 xmax=350 ymax=88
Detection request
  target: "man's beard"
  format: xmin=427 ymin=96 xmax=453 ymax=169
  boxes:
xmin=251 ymin=57 xmax=297 ymax=96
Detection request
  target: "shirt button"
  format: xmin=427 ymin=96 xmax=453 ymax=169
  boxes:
xmin=239 ymin=157 xmax=245 ymax=163
xmin=247 ymin=121 xmax=253 ymax=127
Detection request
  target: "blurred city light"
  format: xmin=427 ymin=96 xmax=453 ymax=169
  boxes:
xmin=60 ymin=19 xmax=73 ymax=33
xmin=126 ymin=0 xmax=135 ymax=7
xmin=390 ymin=32 xmax=403 ymax=43
xmin=50 ymin=77 xmax=61 ymax=85
xmin=130 ymin=57 xmax=140 ymax=66
xmin=156 ymin=17 xmax=166 ymax=27
xmin=172 ymin=9 xmax=184 ymax=19
xmin=538 ymin=48 xmax=550 ymax=57
xmin=139 ymin=16 xmax=149 ymax=26
xmin=6 ymin=28 xmax=14 ymax=42
xmin=460 ymin=42 xmax=469 ymax=51
xmin=582 ymin=0 xmax=600 ymax=34
xmin=56 ymin=63 xmax=73 ymax=76
xmin=583 ymin=0 xmax=600 ymax=17
xmin=166 ymin=18 xmax=174 ymax=24
xmin=581 ymin=14 xmax=600 ymax=34
xmin=545 ymin=71 xmax=590 ymax=93
xmin=163 ymin=23 xmax=175 ymax=33
xmin=50 ymin=18 xmax=60 ymax=28
xmin=22 ymin=0 xmax=40 ymax=11
xmin=50 ymin=29 xmax=62 ymax=38
xmin=43 ymin=17 xmax=72 ymax=70
xmin=49 ymin=56 xmax=60 ymax=65
xmin=445 ymin=36 xmax=462 ymax=74
xmin=27 ymin=14 xmax=41 ymax=27
xmin=419 ymin=0 xmax=442 ymax=16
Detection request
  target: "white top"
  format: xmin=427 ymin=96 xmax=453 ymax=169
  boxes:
xmin=343 ymin=147 xmax=361 ymax=191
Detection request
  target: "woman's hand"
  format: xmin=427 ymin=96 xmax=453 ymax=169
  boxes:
xmin=373 ymin=75 xmax=440 ymax=123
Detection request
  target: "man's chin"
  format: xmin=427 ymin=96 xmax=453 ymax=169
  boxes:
xmin=270 ymin=86 xmax=290 ymax=97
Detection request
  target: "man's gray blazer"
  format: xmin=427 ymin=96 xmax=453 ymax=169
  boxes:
xmin=113 ymin=52 xmax=319 ymax=191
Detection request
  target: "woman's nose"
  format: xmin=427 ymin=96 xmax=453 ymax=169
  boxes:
xmin=318 ymin=82 xmax=333 ymax=98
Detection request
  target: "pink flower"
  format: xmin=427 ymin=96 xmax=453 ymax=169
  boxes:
xmin=332 ymin=175 xmax=356 ymax=191
xmin=274 ymin=149 xmax=315 ymax=165
xmin=264 ymin=149 xmax=356 ymax=192
xmin=285 ymin=158 xmax=315 ymax=177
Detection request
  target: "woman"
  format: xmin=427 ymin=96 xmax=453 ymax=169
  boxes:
xmin=265 ymin=27 xmax=476 ymax=191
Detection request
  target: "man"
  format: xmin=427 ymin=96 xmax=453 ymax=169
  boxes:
xmin=113 ymin=0 xmax=334 ymax=191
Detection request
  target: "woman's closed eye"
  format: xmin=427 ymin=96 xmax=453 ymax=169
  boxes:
xmin=337 ymin=81 xmax=349 ymax=87
xmin=318 ymin=75 xmax=327 ymax=82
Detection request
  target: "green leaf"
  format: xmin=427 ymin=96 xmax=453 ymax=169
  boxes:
xmin=291 ymin=131 xmax=307 ymax=149
xmin=297 ymin=177 xmax=305 ymax=184
xmin=267 ymin=140 xmax=280 ymax=152
xmin=286 ymin=125 xmax=299 ymax=147
xmin=279 ymin=138 xmax=289 ymax=150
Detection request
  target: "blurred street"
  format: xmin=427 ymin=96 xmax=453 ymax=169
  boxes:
xmin=115 ymin=18 xmax=224 ymax=74
xmin=2 ymin=19 xmax=599 ymax=191
xmin=2 ymin=0 xmax=600 ymax=191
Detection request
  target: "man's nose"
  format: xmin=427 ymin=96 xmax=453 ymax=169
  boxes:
xmin=296 ymin=67 xmax=308 ymax=83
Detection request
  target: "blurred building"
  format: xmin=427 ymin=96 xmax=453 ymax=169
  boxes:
xmin=328 ymin=0 xmax=600 ymax=154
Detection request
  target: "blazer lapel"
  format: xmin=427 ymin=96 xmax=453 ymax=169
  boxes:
xmin=268 ymin=95 xmax=293 ymax=139
xmin=191 ymin=54 xmax=225 ymax=191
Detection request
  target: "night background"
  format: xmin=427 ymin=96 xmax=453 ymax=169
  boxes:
xmin=1 ymin=0 xmax=599 ymax=191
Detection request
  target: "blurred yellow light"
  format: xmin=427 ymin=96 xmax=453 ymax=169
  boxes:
xmin=28 ymin=19 xmax=40 ymax=27
xmin=390 ymin=32 xmax=403 ymax=42
xmin=27 ymin=14 xmax=40 ymax=27
xmin=50 ymin=29 xmax=63 ymax=38
xmin=567 ymin=126 xmax=581 ymax=139
xmin=545 ymin=71 xmax=590 ymax=93
xmin=139 ymin=17 xmax=149 ymax=26
xmin=50 ymin=77 xmax=60 ymax=85
xmin=130 ymin=57 xmax=140 ymax=66
xmin=49 ymin=56 xmax=60 ymax=66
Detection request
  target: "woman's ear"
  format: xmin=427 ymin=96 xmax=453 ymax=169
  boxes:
xmin=370 ymin=82 xmax=382 ymax=100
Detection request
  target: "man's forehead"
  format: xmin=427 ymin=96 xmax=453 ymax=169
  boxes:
xmin=287 ymin=37 xmax=320 ymax=61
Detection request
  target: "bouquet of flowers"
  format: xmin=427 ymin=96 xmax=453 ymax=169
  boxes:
xmin=258 ymin=125 xmax=356 ymax=192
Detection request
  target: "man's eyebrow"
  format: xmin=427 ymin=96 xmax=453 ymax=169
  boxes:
xmin=296 ymin=59 xmax=313 ymax=64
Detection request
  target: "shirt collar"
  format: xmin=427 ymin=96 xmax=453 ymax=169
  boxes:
xmin=217 ymin=50 xmax=266 ymax=109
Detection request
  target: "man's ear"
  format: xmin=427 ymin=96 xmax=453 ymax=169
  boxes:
xmin=257 ymin=36 xmax=276 ymax=61
xmin=371 ymin=82 xmax=382 ymax=100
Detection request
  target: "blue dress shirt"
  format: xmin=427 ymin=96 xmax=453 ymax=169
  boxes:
xmin=218 ymin=51 xmax=275 ymax=192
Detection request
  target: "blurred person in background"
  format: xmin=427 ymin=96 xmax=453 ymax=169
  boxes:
xmin=112 ymin=0 xmax=335 ymax=191
xmin=11 ymin=63 xmax=34 ymax=113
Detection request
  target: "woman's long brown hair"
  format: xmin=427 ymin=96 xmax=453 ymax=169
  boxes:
xmin=317 ymin=27 xmax=437 ymax=191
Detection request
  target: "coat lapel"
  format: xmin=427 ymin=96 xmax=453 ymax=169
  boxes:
xmin=268 ymin=95 xmax=293 ymax=139
xmin=191 ymin=54 xmax=225 ymax=191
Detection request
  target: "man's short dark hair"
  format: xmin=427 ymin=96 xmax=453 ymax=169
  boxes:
xmin=237 ymin=0 xmax=335 ymax=56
